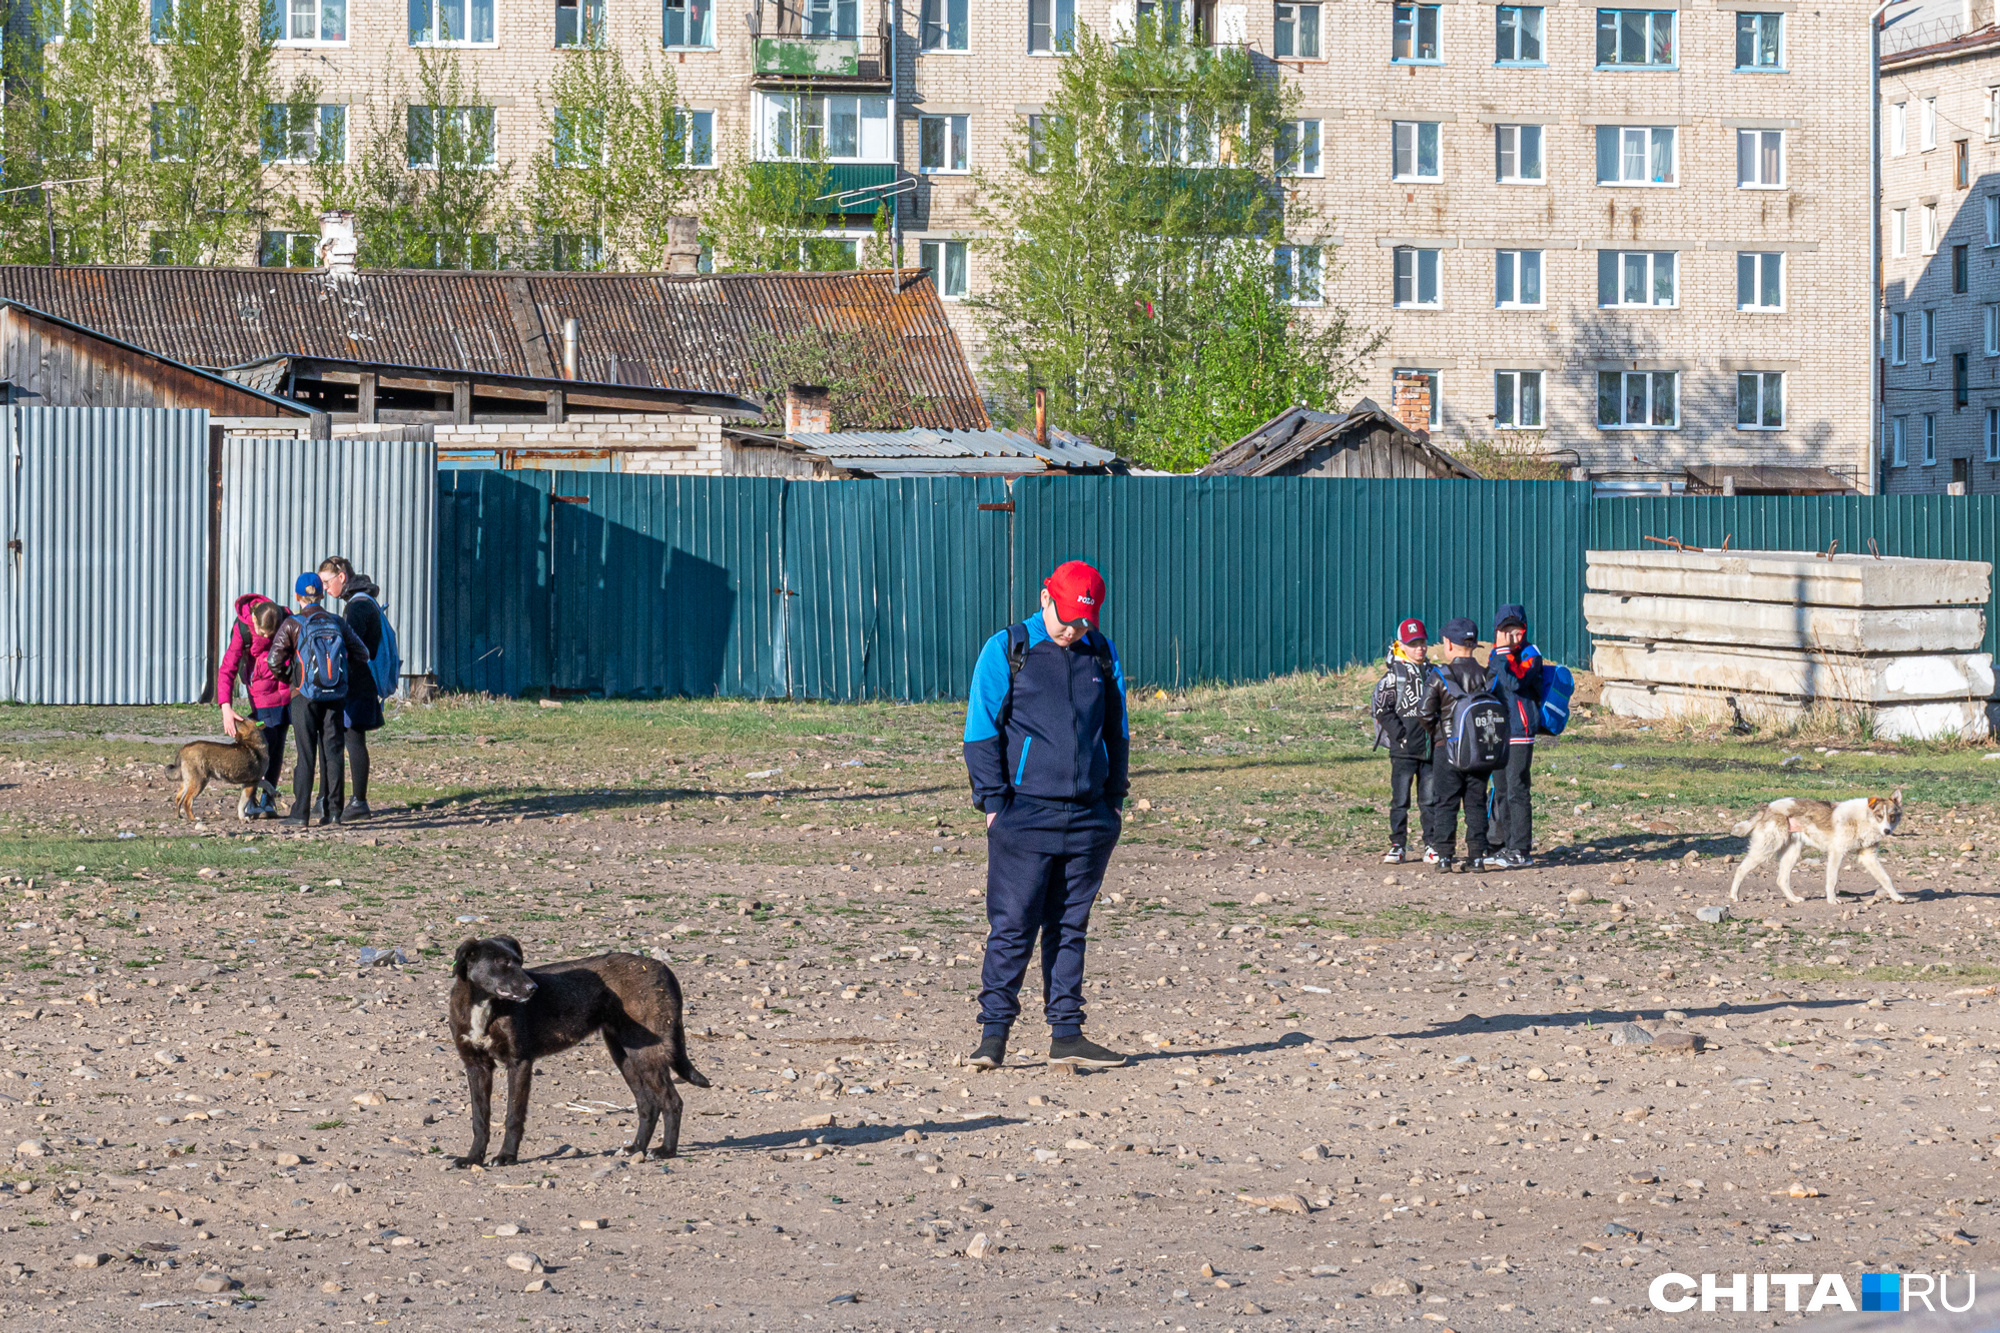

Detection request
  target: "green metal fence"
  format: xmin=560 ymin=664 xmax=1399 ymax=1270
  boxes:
xmin=435 ymin=475 xmax=2000 ymax=699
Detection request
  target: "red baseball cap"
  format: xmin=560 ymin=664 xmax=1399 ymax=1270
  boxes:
xmin=1044 ymin=560 xmax=1107 ymax=629
xmin=1398 ymin=618 xmax=1428 ymax=645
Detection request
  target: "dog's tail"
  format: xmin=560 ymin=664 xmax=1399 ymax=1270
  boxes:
xmin=670 ymin=1009 xmax=711 ymax=1088
xmin=163 ymin=761 xmax=180 ymax=776
xmin=1730 ymin=816 xmax=1759 ymax=837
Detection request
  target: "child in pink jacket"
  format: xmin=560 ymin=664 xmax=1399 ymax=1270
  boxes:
xmin=218 ymin=594 xmax=292 ymax=817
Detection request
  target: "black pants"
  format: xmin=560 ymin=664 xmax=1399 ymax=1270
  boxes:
xmin=1388 ymin=755 xmax=1429 ymax=850
xmin=1427 ymin=757 xmax=1490 ymax=862
xmin=979 ymin=796 xmax=1121 ymax=1039
xmin=1489 ymin=743 xmax=1534 ymax=854
xmin=251 ymin=704 xmax=289 ymax=789
xmin=344 ymin=729 xmax=370 ymax=803
xmin=290 ymin=697 xmax=346 ymax=819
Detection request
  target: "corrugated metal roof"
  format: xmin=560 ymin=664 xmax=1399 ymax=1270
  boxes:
xmin=0 ymin=265 xmax=987 ymax=431
xmin=788 ymin=427 xmax=1118 ymax=471
xmin=223 ymin=353 xmax=765 ymax=419
xmin=1198 ymin=399 xmax=1481 ymax=479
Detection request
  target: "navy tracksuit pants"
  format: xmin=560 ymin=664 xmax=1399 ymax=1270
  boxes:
xmin=979 ymin=795 xmax=1121 ymax=1040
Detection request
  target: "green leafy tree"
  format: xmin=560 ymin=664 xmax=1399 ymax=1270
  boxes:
xmin=706 ymin=146 xmax=888 ymax=272
xmin=972 ymin=19 xmax=1373 ymax=470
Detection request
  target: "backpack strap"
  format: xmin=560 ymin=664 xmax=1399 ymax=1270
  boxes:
xmin=995 ymin=622 xmax=1032 ymax=735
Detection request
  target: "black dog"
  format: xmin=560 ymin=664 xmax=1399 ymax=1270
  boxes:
xmin=448 ymin=936 xmax=710 ymax=1167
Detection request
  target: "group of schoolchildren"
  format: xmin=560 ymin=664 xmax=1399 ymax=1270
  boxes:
xmin=215 ymin=558 xmax=401 ymax=827
xmin=1371 ymin=603 xmax=1572 ymax=873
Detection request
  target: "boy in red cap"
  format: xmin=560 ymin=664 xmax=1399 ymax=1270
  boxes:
xmin=962 ymin=560 xmax=1130 ymax=1070
xmin=1370 ymin=617 xmax=1433 ymax=864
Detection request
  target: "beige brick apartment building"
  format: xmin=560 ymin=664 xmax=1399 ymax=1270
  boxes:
xmin=259 ymin=0 xmax=1874 ymax=483
xmin=1879 ymin=0 xmax=2000 ymax=493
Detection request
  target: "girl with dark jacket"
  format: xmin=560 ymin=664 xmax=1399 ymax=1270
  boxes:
xmin=1370 ymin=617 xmax=1434 ymax=864
xmin=318 ymin=557 xmax=386 ymax=820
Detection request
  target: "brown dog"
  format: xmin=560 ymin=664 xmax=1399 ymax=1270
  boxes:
xmin=448 ymin=936 xmax=710 ymax=1167
xmin=166 ymin=719 xmax=273 ymax=821
xmin=1728 ymin=790 xmax=1906 ymax=904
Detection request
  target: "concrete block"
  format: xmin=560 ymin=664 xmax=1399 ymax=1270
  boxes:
xmin=1591 ymin=641 xmax=1995 ymax=702
xmin=1584 ymin=593 xmax=1986 ymax=653
xmin=1598 ymin=682 xmax=1990 ymax=741
xmin=1585 ymin=549 xmax=1991 ymax=607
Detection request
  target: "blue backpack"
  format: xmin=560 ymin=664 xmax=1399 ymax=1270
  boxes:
xmin=350 ymin=592 xmax=401 ymax=698
xmin=1538 ymin=659 xmax=1576 ymax=736
xmin=296 ymin=610 xmax=349 ymax=702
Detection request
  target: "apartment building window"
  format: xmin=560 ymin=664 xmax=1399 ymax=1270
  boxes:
xmin=1028 ymin=0 xmax=1075 ymax=51
xmin=664 ymin=0 xmax=714 ymax=46
xmin=1275 ymin=245 xmax=1324 ymax=304
xmin=555 ymin=0 xmax=603 ymax=45
xmin=920 ymin=239 xmax=967 ymax=297
xmin=1392 ymin=121 xmax=1441 ymax=181
xmin=920 ymin=0 xmax=968 ymax=49
xmin=1394 ymin=369 xmax=1441 ymax=425
xmin=1392 ymin=2 xmax=1440 ymax=61
xmin=1736 ymin=129 xmax=1782 ymax=188
xmin=1892 ymin=208 xmax=1907 ymax=258
xmin=1956 ymin=352 xmax=1972 ymax=408
xmin=1923 ymin=308 xmax=1938 ymax=362
xmin=1987 ymin=304 xmax=1998 ymax=356
xmin=1495 ymin=249 xmax=1542 ymax=307
xmin=1494 ymin=370 xmax=1543 ymax=428
xmin=1955 ymin=243 xmax=1971 ymax=294
xmin=1393 ymin=246 xmax=1442 ymax=307
xmin=919 ymin=114 xmax=969 ymax=172
xmin=1495 ymin=4 xmax=1543 ymax=62
xmin=1026 ymin=114 xmax=1050 ymax=170
xmin=1736 ymin=371 xmax=1784 ymax=429
xmin=258 ymin=231 xmax=318 ymax=267
xmin=1736 ymin=251 xmax=1781 ymax=310
xmin=1891 ymin=415 xmax=1908 ymax=465
xmin=1276 ymin=119 xmax=1322 ymax=176
xmin=1274 ymin=2 xmax=1320 ymax=57
xmin=1890 ymin=310 xmax=1906 ymax=364
xmin=1890 ymin=101 xmax=1907 ymax=155
xmin=149 ymin=103 xmax=197 ymax=161
xmin=553 ymin=106 xmax=606 ymax=168
xmin=267 ymin=0 xmax=345 ymax=41
xmin=1924 ymin=412 xmax=1938 ymax=464
xmin=667 ymin=108 xmax=715 ymax=166
xmin=1495 ymin=124 xmax=1543 ymax=182
xmin=1988 ymin=195 xmax=2000 ymax=247
xmin=260 ymin=103 xmax=346 ymax=164
xmin=1596 ymin=125 xmax=1674 ymax=185
xmin=1922 ymin=97 xmax=1938 ymax=151
xmin=1958 ymin=139 xmax=1973 ymax=189
xmin=1595 ymin=8 xmax=1674 ymax=67
xmin=803 ymin=0 xmax=859 ymax=36
xmin=1597 ymin=370 xmax=1678 ymax=428
xmin=1733 ymin=11 xmax=1780 ymax=68
xmin=1988 ymin=407 xmax=1999 ymax=461
xmin=1923 ymin=203 xmax=1939 ymax=254
xmin=407 ymin=105 xmax=495 ymax=168
xmin=409 ymin=0 xmax=494 ymax=44
xmin=550 ymin=235 xmax=603 ymax=270
xmin=759 ymin=92 xmax=891 ymax=160
xmin=1597 ymin=249 xmax=1676 ymax=306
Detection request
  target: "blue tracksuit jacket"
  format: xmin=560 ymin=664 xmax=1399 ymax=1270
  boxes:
xmin=962 ymin=617 xmax=1130 ymax=814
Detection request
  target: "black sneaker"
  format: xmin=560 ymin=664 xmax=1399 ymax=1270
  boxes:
xmin=278 ymin=806 xmax=310 ymax=827
xmin=342 ymin=799 xmax=372 ymax=821
xmin=1049 ymin=1035 xmax=1127 ymax=1068
xmin=966 ymin=1034 xmax=1007 ymax=1070
xmin=1433 ymin=857 xmax=1455 ymax=875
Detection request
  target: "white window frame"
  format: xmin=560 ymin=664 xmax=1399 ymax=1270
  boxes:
xmin=1890 ymin=101 xmax=1907 ymax=156
xmin=556 ymin=0 xmax=605 ymax=47
xmin=258 ymin=230 xmax=319 ymax=268
xmin=663 ymin=0 xmax=717 ymax=48
xmin=1392 ymin=120 xmax=1441 ymax=182
xmin=1923 ymin=203 xmax=1939 ymax=255
xmin=919 ymin=0 xmax=969 ymax=51
xmin=756 ymin=91 xmax=893 ymax=162
xmin=1733 ymin=10 xmax=1781 ymax=70
xmin=1597 ymin=369 xmax=1679 ymax=429
xmin=1735 ymin=370 xmax=1784 ymax=430
xmin=1890 ymin=310 xmax=1907 ymax=365
xmin=1891 ymin=414 xmax=1908 ymax=466
xmin=1495 ymin=248 xmax=1543 ymax=308
xmin=1736 ymin=250 xmax=1782 ymax=311
xmin=274 ymin=0 xmax=346 ymax=43
xmin=668 ymin=107 xmax=715 ymax=167
xmin=920 ymin=238 xmax=967 ymax=297
xmin=408 ymin=0 xmax=496 ymax=46
xmin=1392 ymin=1 xmax=1442 ymax=63
xmin=1493 ymin=369 xmax=1544 ymax=429
xmin=1987 ymin=195 xmax=2000 ymax=247
xmin=1594 ymin=7 xmax=1676 ymax=68
xmin=1277 ymin=119 xmax=1322 ymax=177
xmin=1922 ymin=97 xmax=1938 ymax=152
xmin=1597 ymin=249 xmax=1677 ymax=308
xmin=406 ymin=104 xmax=497 ymax=169
xmin=1028 ymin=0 xmax=1075 ymax=52
xmin=1276 ymin=244 xmax=1324 ymax=305
xmin=1274 ymin=1 xmax=1321 ymax=58
xmin=1736 ymin=128 xmax=1783 ymax=189
xmin=918 ymin=113 xmax=969 ymax=173
xmin=1595 ymin=124 xmax=1675 ymax=186
xmin=262 ymin=102 xmax=347 ymax=165
xmin=1494 ymin=4 xmax=1544 ymax=63
xmin=1986 ymin=304 xmax=1998 ymax=357
xmin=1923 ymin=307 xmax=1938 ymax=363
xmin=1923 ymin=412 xmax=1938 ymax=465
xmin=1987 ymin=406 xmax=1999 ymax=462
xmin=1495 ymin=124 xmax=1543 ymax=183
xmin=1392 ymin=246 xmax=1442 ymax=308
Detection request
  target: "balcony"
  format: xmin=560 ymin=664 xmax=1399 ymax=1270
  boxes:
xmin=751 ymin=31 xmax=887 ymax=84
xmin=750 ymin=161 xmax=902 ymax=215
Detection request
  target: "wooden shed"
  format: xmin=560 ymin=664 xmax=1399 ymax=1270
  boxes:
xmin=0 ymin=301 xmax=309 ymax=420
xmin=1198 ymin=399 xmax=1481 ymax=479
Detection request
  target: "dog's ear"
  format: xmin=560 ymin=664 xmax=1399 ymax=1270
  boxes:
xmin=1892 ymin=788 xmax=1903 ymax=805
xmin=492 ymin=935 xmax=524 ymax=962
xmin=452 ymin=939 xmax=478 ymax=979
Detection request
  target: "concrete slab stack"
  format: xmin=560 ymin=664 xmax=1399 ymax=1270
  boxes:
xmin=1585 ymin=548 xmax=1995 ymax=741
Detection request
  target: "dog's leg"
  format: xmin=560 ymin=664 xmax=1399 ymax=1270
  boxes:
xmin=453 ymin=1057 xmax=494 ymax=1167
xmin=493 ymin=1059 xmax=534 ymax=1166
xmin=1858 ymin=846 xmax=1907 ymax=903
xmin=604 ymin=1030 xmax=659 ymax=1157
xmin=1729 ymin=829 xmax=1775 ymax=902
xmin=1775 ymin=841 xmax=1807 ymax=904
xmin=653 ymin=1064 xmax=686 ymax=1160
xmin=1824 ymin=839 xmax=1849 ymax=904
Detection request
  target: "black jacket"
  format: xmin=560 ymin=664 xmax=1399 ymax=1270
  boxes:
xmin=339 ymin=577 xmax=388 ymax=731
xmin=1417 ymin=656 xmax=1492 ymax=748
xmin=267 ymin=605 xmax=371 ymax=693
xmin=1488 ymin=642 xmax=1545 ymax=742
xmin=1370 ymin=647 xmax=1432 ymax=759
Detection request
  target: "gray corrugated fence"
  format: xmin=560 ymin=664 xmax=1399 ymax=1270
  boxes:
xmin=1 ymin=407 xmax=210 ymax=703
xmin=219 ymin=434 xmax=437 ymax=683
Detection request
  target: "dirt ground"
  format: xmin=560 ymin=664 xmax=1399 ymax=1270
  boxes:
xmin=2 ymin=683 xmax=1999 ymax=1331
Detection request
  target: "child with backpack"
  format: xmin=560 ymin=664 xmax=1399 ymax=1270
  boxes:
xmin=266 ymin=572 xmax=372 ymax=828
xmin=1485 ymin=603 xmax=1545 ymax=870
xmin=1417 ymin=617 xmax=1506 ymax=874
xmin=217 ymin=596 xmax=292 ymax=818
xmin=317 ymin=557 xmax=400 ymax=821
xmin=1370 ymin=617 xmax=1434 ymax=865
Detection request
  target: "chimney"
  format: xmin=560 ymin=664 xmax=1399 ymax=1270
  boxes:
xmin=561 ymin=317 xmax=581 ymax=380
xmin=1034 ymin=386 xmax=1048 ymax=448
xmin=785 ymin=384 xmax=832 ymax=437
xmin=1390 ymin=371 xmax=1431 ymax=436
xmin=318 ymin=210 xmax=357 ymax=274
xmin=666 ymin=215 xmax=702 ymax=275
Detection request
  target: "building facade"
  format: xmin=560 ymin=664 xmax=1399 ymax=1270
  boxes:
xmin=1879 ymin=0 xmax=2000 ymax=493
xmin=255 ymin=0 xmax=1873 ymax=482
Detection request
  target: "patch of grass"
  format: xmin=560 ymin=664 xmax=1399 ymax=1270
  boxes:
xmin=1773 ymin=964 xmax=2000 ymax=984
xmin=312 ymin=1119 xmax=345 ymax=1131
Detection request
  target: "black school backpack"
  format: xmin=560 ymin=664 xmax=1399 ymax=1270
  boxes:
xmin=1436 ymin=667 xmax=1508 ymax=773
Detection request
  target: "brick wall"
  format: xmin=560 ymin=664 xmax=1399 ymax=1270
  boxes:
xmin=431 ymin=412 xmax=726 ymax=472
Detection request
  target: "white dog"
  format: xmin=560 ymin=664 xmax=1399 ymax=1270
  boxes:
xmin=1728 ymin=791 xmax=1905 ymax=905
